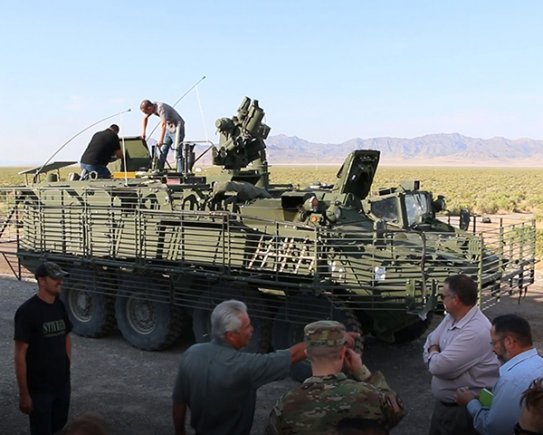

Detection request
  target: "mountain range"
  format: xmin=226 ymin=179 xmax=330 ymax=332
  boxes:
xmin=263 ymin=133 xmax=543 ymax=166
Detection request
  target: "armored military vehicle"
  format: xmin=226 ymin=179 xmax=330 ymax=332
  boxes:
xmin=0 ymin=97 xmax=536 ymax=358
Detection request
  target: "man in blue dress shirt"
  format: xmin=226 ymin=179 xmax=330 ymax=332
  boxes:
xmin=456 ymin=314 xmax=543 ymax=435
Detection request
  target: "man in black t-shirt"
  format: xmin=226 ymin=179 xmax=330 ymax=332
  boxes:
xmin=14 ymin=261 xmax=73 ymax=435
xmin=80 ymin=124 xmax=122 ymax=179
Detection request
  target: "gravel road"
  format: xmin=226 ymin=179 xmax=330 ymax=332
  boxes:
xmin=1 ymin=273 xmax=541 ymax=435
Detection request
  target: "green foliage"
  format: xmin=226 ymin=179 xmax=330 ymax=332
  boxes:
xmin=0 ymin=167 xmax=28 ymax=186
xmin=267 ymin=166 xmax=543 ymax=218
xmin=537 ymin=229 xmax=543 ymax=262
xmin=0 ymin=167 xmax=75 ymax=186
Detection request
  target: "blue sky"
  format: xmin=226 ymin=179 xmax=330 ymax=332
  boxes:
xmin=1 ymin=1 xmax=542 ymax=165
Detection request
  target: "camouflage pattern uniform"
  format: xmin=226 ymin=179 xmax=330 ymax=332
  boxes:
xmin=266 ymin=321 xmax=405 ymax=435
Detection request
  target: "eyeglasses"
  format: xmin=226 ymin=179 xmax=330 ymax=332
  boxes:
xmin=514 ymin=422 xmax=543 ymax=435
xmin=490 ymin=337 xmax=505 ymax=346
xmin=439 ymin=293 xmax=455 ymax=300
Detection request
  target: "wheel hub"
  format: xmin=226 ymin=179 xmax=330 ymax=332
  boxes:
xmin=126 ymin=298 xmax=156 ymax=334
xmin=68 ymin=289 xmax=93 ymax=322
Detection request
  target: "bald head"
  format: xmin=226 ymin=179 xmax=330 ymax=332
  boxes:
xmin=140 ymin=99 xmax=155 ymax=114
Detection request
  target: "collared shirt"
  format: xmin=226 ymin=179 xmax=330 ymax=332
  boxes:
xmin=467 ymin=348 xmax=543 ymax=435
xmin=172 ymin=339 xmax=291 ymax=435
xmin=423 ymin=305 xmax=499 ymax=402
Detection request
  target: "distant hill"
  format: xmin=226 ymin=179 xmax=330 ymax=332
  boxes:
xmin=4 ymin=133 xmax=543 ymax=168
xmin=264 ymin=133 xmax=543 ymax=166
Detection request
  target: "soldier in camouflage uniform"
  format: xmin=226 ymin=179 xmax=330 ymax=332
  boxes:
xmin=266 ymin=320 xmax=405 ymax=435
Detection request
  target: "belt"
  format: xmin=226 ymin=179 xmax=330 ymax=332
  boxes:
xmin=440 ymin=401 xmax=458 ymax=407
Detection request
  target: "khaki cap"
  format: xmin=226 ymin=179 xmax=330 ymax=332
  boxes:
xmin=304 ymin=320 xmax=346 ymax=348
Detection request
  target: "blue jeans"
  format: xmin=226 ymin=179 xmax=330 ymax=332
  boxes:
xmin=158 ymin=125 xmax=185 ymax=170
xmin=29 ymin=383 xmax=70 ymax=435
xmin=80 ymin=163 xmax=112 ymax=179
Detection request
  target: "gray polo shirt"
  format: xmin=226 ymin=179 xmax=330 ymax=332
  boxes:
xmin=155 ymin=102 xmax=184 ymax=131
xmin=173 ymin=339 xmax=291 ymax=435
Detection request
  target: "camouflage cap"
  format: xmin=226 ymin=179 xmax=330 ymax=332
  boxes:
xmin=304 ymin=320 xmax=346 ymax=348
xmin=34 ymin=261 xmax=69 ymax=280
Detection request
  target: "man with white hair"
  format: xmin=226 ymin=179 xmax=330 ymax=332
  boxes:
xmin=172 ymin=299 xmax=358 ymax=435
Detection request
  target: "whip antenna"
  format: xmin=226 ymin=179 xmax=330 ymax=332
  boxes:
xmin=36 ymin=108 xmax=132 ymax=176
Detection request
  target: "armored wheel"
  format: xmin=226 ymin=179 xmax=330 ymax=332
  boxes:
xmin=191 ymin=284 xmax=271 ymax=353
xmin=272 ymin=294 xmax=363 ymax=382
xmin=115 ymin=276 xmax=185 ymax=351
xmin=61 ymin=268 xmax=116 ymax=338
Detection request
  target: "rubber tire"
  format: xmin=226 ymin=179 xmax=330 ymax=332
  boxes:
xmin=115 ymin=277 xmax=184 ymax=351
xmin=272 ymin=295 xmax=363 ymax=382
xmin=192 ymin=285 xmax=271 ymax=353
xmin=61 ymin=268 xmax=115 ymax=338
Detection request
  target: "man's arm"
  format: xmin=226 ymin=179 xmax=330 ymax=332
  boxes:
xmin=141 ymin=115 xmax=150 ymax=139
xmin=288 ymin=342 xmax=307 ymax=363
xmin=345 ymin=349 xmax=405 ymax=427
xmin=423 ymin=321 xmax=444 ymax=363
xmin=466 ymin=378 xmax=524 ymax=435
xmin=427 ymin=328 xmax=489 ymax=379
xmin=172 ymin=402 xmax=187 ymax=435
xmin=157 ymin=121 xmax=167 ymax=146
xmin=14 ymin=341 xmax=32 ymax=414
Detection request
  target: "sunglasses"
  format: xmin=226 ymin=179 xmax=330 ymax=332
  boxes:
xmin=514 ymin=422 xmax=543 ymax=435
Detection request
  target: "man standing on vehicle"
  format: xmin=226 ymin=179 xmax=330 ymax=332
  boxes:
xmin=423 ymin=274 xmax=499 ymax=435
xmin=14 ymin=261 xmax=72 ymax=435
xmin=172 ymin=299 xmax=359 ymax=435
xmin=140 ymin=99 xmax=185 ymax=171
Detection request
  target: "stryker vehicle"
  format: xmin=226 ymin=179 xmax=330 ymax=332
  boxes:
xmin=0 ymin=97 xmax=536 ymax=358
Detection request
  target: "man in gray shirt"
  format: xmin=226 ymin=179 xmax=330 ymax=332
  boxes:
xmin=172 ymin=300 xmax=304 ymax=435
xmin=140 ymin=99 xmax=185 ymax=170
xmin=172 ymin=299 xmax=358 ymax=435
xmin=423 ymin=274 xmax=499 ymax=435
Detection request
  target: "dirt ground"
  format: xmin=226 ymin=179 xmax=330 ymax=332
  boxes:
xmin=0 ymin=271 xmax=542 ymax=435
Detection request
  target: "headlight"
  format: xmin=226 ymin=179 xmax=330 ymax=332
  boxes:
xmin=374 ymin=266 xmax=386 ymax=281
xmin=326 ymin=205 xmax=342 ymax=222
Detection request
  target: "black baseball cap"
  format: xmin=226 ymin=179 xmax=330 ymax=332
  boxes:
xmin=34 ymin=261 xmax=69 ymax=280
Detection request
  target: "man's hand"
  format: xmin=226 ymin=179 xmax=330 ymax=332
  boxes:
xmin=344 ymin=348 xmax=363 ymax=373
xmin=455 ymin=387 xmax=477 ymax=406
xmin=172 ymin=402 xmax=187 ymax=435
xmin=19 ymin=393 xmax=32 ymax=414
xmin=428 ymin=344 xmax=441 ymax=353
xmin=385 ymin=392 xmax=404 ymax=415
xmin=345 ymin=331 xmax=361 ymax=349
